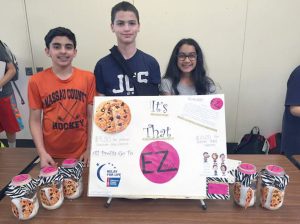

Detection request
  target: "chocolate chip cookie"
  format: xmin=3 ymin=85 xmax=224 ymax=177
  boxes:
xmin=95 ymin=99 xmax=131 ymax=133
xmin=63 ymin=179 xmax=77 ymax=197
xmin=20 ymin=199 xmax=34 ymax=219
xmin=40 ymin=184 xmax=61 ymax=206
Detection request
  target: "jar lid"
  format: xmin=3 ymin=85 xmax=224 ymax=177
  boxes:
xmin=265 ymin=165 xmax=285 ymax=176
xmin=40 ymin=166 xmax=58 ymax=177
xmin=238 ymin=163 xmax=256 ymax=174
xmin=62 ymin=158 xmax=78 ymax=168
xmin=11 ymin=174 xmax=31 ymax=186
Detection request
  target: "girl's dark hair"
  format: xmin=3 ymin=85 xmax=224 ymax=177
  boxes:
xmin=163 ymin=38 xmax=214 ymax=95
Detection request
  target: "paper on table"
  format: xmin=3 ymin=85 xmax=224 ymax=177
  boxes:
xmin=0 ymin=60 xmax=6 ymax=91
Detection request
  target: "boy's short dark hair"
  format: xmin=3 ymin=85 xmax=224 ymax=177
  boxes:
xmin=111 ymin=1 xmax=139 ymax=24
xmin=44 ymin=27 xmax=77 ymax=49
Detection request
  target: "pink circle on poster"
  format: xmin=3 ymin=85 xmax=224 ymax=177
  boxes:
xmin=210 ymin=98 xmax=223 ymax=110
xmin=139 ymin=141 xmax=180 ymax=184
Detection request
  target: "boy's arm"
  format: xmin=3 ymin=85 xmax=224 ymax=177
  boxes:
xmin=79 ymin=104 xmax=93 ymax=166
xmin=290 ymin=106 xmax=300 ymax=117
xmin=29 ymin=108 xmax=56 ymax=168
xmin=0 ymin=62 xmax=16 ymax=88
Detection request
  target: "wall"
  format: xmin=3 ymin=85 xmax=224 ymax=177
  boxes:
xmin=1 ymin=0 xmax=300 ymax=143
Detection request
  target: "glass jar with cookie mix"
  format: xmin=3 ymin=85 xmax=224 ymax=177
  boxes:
xmin=233 ymin=163 xmax=258 ymax=208
xmin=38 ymin=166 xmax=64 ymax=210
xmin=5 ymin=174 xmax=39 ymax=220
xmin=61 ymin=158 xmax=84 ymax=199
xmin=260 ymin=165 xmax=289 ymax=210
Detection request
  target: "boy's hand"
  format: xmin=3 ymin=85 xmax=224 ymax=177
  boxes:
xmin=79 ymin=149 xmax=90 ymax=167
xmin=40 ymin=153 xmax=57 ymax=168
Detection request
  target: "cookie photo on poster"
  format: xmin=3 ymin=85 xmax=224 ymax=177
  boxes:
xmin=94 ymin=99 xmax=131 ymax=133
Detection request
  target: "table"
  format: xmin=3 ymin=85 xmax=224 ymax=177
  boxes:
xmin=291 ymin=155 xmax=300 ymax=169
xmin=0 ymin=148 xmax=38 ymax=198
xmin=0 ymin=154 xmax=299 ymax=223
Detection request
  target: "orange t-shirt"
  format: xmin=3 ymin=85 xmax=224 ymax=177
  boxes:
xmin=28 ymin=67 xmax=95 ymax=159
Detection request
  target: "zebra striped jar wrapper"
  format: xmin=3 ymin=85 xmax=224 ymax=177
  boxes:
xmin=60 ymin=159 xmax=84 ymax=199
xmin=38 ymin=166 xmax=64 ymax=210
xmin=233 ymin=163 xmax=258 ymax=208
xmin=260 ymin=165 xmax=289 ymax=210
xmin=5 ymin=174 xmax=39 ymax=220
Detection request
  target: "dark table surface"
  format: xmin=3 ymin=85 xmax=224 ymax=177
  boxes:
xmin=0 ymin=147 xmax=38 ymax=192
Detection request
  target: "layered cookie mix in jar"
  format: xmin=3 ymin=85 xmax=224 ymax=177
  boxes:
xmin=60 ymin=159 xmax=84 ymax=199
xmin=38 ymin=166 xmax=64 ymax=210
xmin=233 ymin=163 xmax=258 ymax=208
xmin=6 ymin=174 xmax=39 ymax=220
xmin=260 ymin=165 xmax=289 ymax=210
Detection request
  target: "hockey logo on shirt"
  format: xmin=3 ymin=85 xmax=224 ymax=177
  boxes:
xmin=43 ymin=88 xmax=87 ymax=131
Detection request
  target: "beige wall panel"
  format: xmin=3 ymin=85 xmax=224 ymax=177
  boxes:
xmin=25 ymin=0 xmax=133 ymax=71
xmin=135 ymin=0 xmax=247 ymax=141
xmin=0 ymin=0 xmax=33 ymax=139
xmin=236 ymin=0 xmax=300 ymax=141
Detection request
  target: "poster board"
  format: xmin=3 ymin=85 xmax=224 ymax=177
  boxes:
xmin=88 ymin=95 xmax=229 ymax=199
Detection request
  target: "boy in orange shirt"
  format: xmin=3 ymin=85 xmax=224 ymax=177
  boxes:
xmin=28 ymin=27 xmax=95 ymax=168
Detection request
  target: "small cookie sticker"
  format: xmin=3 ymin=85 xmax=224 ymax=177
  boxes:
xmin=94 ymin=99 xmax=131 ymax=133
xmin=261 ymin=186 xmax=269 ymax=206
xmin=233 ymin=182 xmax=241 ymax=203
xmin=11 ymin=202 xmax=19 ymax=218
xmin=40 ymin=184 xmax=61 ymax=206
xmin=63 ymin=179 xmax=78 ymax=197
xmin=210 ymin=98 xmax=223 ymax=110
xmin=270 ymin=188 xmax=283 ymax=208
xmin=245 ymin=188 xmax=253 ymax=208
xmin=20 ymin=199 xmax=34 ymax=219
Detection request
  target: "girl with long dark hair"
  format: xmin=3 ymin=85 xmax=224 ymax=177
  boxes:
xmin=160 ymin=38 xmax=216 ymax=95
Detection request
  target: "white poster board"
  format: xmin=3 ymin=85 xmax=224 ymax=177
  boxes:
xmin=88 ymin=95 xmax=229 ymax=199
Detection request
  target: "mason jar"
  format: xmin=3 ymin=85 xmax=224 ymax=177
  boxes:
xmin=38 ymin=166 xmax=64 ymax=210
xmin=6 ymin=174 xmax=39 ymax=220
xmin=61 ymin=158 xmax=83 ymax=199
xmin=260 ymin=165 xmax=289 ymax=210
xmin=233 ymin=163 xmax=258 ymax=208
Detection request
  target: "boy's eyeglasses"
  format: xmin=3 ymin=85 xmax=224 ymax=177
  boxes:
xmin=177 ymin=53 xmax=197 ymax=61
